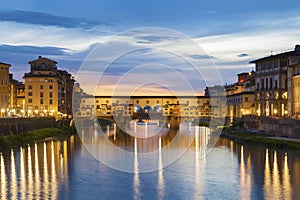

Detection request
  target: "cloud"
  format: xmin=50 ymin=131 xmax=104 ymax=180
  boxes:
xmin=189 ymin=54 xmax=216 ymax=60
xmin=237 ymin=53 xmax=250 ymax=57
xmin=135 ymin=35 xmax=178 ymax=44
xmin=0 ymin=10 xmax=111 ymax=29
xmin=0 ymin=44 xmax=71 ymax=55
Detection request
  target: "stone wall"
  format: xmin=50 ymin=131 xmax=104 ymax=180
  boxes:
xmin=0 ymin=117 xmax=56 ymax=136
xmin=259 ymin=117 xmax=300 ymax=138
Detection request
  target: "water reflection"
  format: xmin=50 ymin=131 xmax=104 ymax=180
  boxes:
xmin=194 ymin=126 xmax=206 ymax=199
xmin=1 ymin=152 xmax=7 ymax=199
xmin=262 ymin=149 xmax=293 ymax=200
xmin=133 ymin=137 xmax=140 ymax=200
xmin=0 ymin=139 xmax=71 ymax=199
xmin=0 ymin=131 xmax=299 ymax=199
xmin=20 ymin=147 xmax=25 ymax=200
xmin=216 ymin=138 xmax=299 ymax=200
xmin=35 ymin=143 xmax=40 ymax=200
xmin=239 ymin=146 xmax=252 ymax=199
xmin=283 ymin=153 xmax=292 ymax=200
xmin=10 ymin=149 xmax=17 ymax=200
xmin=157 ymin=137 xmax=165 ymax=200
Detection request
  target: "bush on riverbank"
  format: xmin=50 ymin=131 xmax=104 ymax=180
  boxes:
xmin=0 ymin=127 xmax=73 ymax=151
xmin=221 ymin=129 xmax=300 ymax=150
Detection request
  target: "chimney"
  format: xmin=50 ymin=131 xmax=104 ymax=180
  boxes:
xmin=295 ymin=44 xmax=300 ymax=51
xmin=38 ymin=55 xmax=42 ymax=59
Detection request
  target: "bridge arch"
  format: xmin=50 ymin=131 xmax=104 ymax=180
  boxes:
xmin=153 ymin=105 xmax=163 ymax=113
xmin=143 ymin=105 xmax=152 ymax=113
xmin=134 ymin=105 xmax=142 ymax=113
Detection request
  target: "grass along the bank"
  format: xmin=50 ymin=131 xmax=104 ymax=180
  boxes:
xmin=0 ymin=126 xmax=74 ymax=151
xmin=221 ymin=128 xmax=300 ymax=150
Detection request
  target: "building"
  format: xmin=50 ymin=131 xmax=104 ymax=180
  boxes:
xmin=288 ymin=63 xmax=300 ymax=119
xmin=23 ymin=56 xmax=74 ymax=118
xmin=9 ymin=74 xmax=25 ymax=116
xmin=16 ymin=82 xmax=25 ymax=112
xmin=77 ymin=95 xmax=227 ymax=120
xmin=225 ymin=72 xmax=256 ymax=119
xmin=0 ymin=62 xmax=11 ymax=116
xmin=250 ymin=45 xmax=300 ymax=117
xmin=226 ymin=91 xmax=255 ymax=118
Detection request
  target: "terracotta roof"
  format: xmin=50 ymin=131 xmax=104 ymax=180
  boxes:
xmin=28 ymin=56 xmax=57 ymax=64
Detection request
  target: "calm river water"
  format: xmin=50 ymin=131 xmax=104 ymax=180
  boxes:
xmin=0 ymin=126 xmax=299 ymax=199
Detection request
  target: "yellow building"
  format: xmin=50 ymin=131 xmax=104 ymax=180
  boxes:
xmin=0 ymin=62 xmax=11 ymax=116
xmin=24 ymin=56 xmax=74 ymax=118
xmin=288 ymin=63 xmax=300 ymax=119
xmin=9 ymin=74 xmax=25 ymax=116
xmin=226 ymin=91 xmax=256 ymax=119
xmin=16 ymin=83 xmax=25 ymax=112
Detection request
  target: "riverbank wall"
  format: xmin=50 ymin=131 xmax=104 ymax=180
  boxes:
xmin=259 ymin=117 xmax=300 ymax=139
xmin=0 ymin=117 xmax=56 ymax=136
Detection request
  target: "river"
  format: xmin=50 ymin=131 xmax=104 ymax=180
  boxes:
xmin=0 ymin=125 xmax=299 ymax=199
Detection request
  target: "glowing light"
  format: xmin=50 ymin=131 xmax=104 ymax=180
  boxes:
xmin=10 ymin=149 xmax=17 ymax=200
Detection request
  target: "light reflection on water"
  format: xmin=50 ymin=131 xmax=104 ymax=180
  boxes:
xmin=0 ymin=127 xmax=299 ymax=199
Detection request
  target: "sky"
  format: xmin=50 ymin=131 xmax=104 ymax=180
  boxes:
xmin=1 ymin=0 xmax=300 ymax=95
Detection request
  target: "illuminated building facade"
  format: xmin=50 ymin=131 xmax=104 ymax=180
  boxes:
xmin=288 ymin=63 xmax=300 ymax=119
xmin=24 ymin=56 xmax=74 ymax=118
xmin=250 ymin=45 xmax=300 ymax=117
xmin=77 ymin=96 xmax=226 ymax=119
xmin=0 ymin=62 xmax=10 ymax=116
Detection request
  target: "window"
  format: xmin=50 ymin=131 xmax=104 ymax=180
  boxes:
xmin=106 ymin=100 xmax=109 ymax=103
xmin=40 ymin=85 xmax=44 ymax=89
xmin=61 ymin=99 xmax=65 ymax=104
xmin=96 ymin=100 xmax=99 ymax=103
xmin=261 ymin=79 xmax=264 ymax=90
xmin=146 ymin=100 xmax=149 ymax=104
xmin=49 ymin=92 xmax=53 ymax=98
xmin=245 ymin=97 xmax=248 ymax=102
xmin=49 ymin=85 xmax=53 ymax=90
xmin=40 ymin=99 xmax=43 ymax=104
xmin=40 ymin=92 xmax=43 ymax=98
xmin=49 ymin=99 xmax=53 ymax=104
xmin=28 ymin=99 xmax=32 ymax=103
xmin=28 ymin=85 xmax=32 ymax=89
xmin=28 ymin=92 xmax=32 ymax=96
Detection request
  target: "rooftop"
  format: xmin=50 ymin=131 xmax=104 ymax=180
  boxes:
xmin=249 ymin=44 xmax=300 ymax=63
